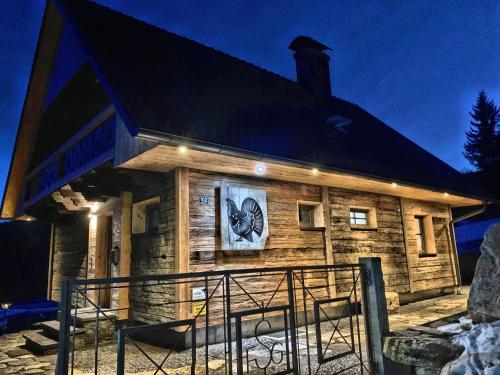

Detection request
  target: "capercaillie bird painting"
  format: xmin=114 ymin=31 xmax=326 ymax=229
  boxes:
xmin=225 ymin=197 xmax=264 ymax=242
xmin=220 ymin=185 xmax=269 ymax=250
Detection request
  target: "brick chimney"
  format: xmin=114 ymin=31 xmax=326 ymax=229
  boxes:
xmin=289 ymin=36 xmax=332 ymax=99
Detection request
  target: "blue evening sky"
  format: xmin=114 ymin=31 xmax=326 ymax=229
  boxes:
xmin=0 ymin=0 xmax=499 ymax=202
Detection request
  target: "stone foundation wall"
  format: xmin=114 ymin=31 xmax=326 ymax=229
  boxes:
xmin=129 ymin=172 xmax=176 ymax=323
xmin=50 ymin=215 xmax=89 ymax=301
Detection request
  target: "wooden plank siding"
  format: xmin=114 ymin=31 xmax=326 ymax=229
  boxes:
xmin=188 ymin=170 xmax=327 ymax=272
xmin=187 ymin=171 xmax=458 ymax=297
xmin=400 ymin=198 xmax=458 ymax=292
xmin=327 ymin=188 xmax=410 ymax=296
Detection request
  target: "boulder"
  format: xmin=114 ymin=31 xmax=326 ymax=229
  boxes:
xmin=440 ymin=321 xmax=500 ymax=375
xmin=467 ymin=223 xmax=500 ymax=322
xmin=386 ymin=291 xmax=400 ymax=313
xmin=384 ymin=335 xmax=464 ymax=374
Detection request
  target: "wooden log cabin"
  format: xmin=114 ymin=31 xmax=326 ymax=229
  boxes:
xmin=1 ymin=0 xmax=492 ymax=324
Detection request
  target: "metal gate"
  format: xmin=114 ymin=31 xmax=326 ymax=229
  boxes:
xmin=56 ymin=264 xmax=374 ymax=374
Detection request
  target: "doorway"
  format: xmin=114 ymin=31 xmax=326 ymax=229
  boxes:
xmin=95 ymin=215 xmax=113 ymax=308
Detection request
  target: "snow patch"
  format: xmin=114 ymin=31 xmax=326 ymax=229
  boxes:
xmin=441 ymin=321 xmax=500 ymax=375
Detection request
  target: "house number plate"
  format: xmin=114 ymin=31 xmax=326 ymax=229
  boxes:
xmin=199 ymin=196 xmax=209 ymax=205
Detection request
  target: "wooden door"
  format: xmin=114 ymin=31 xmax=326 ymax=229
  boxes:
xmin=95 ymin=215 xmax=112 ymax=308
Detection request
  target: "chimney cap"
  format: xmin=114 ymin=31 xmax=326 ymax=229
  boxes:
xmin=289 ymin=36 xmax=331 ymax=52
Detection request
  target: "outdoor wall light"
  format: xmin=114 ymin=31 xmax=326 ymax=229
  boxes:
xmin=178 ymin=145 xmax=188 ymax=154
xmin=444 ymin=192 xmax=449 ymax=197
xmin=311 ymin=168 xmax=319 ymax=175
xmin=391 ymin=182 xmax=397 ymax=187
xmin=111 ymin=245 xmax=120 ymax=267
xmin=255 ymin=164 xmax=266 ymax=175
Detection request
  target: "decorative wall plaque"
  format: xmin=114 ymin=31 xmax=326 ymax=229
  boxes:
xmin=220 ymin=184 xmax=269 ymax=250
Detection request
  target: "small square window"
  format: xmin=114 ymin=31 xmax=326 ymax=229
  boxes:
xmin=349 ymin=207 xmax=377 ymax=229
xmin=350 ymin=210 xmax=368 ymax=225
xmin=132 ymin=197 xmax=161 ymax=234
xmin=299 ymin=205 xmax=314 ymax=226
xmin=297 ymin=202 xmax=324 ymax=230
xmin=145 ymin=203 xmax=160 ymax=232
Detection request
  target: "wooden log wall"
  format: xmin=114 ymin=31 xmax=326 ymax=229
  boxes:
xmin=400 ymin=198 xmax=457 ymax=292
xmin=188 ymin=170 xmax=330 ymax=321
xmin=327 ymin=188 xmax=410 ymax=296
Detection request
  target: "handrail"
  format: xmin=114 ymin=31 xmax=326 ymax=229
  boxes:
xmin=65 ymin=263 xmax=363 ymax=286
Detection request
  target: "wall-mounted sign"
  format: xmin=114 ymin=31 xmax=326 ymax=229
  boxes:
xmin=192 ymin=287 xmax=207 ymax=316
xmin=220 ymin=184 xmax=269 ymax=250
xmin=199 ymin=196 xmax=209 ymax=205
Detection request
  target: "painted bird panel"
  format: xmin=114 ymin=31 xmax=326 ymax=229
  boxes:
xmin=225 ymin=197 xmax=264 ymax=242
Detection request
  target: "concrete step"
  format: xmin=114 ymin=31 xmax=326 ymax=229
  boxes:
xmin=22 ymin=330 xmax=59 ymax=355
xmin=39 ymin=320 xmax=86 ymax=340
xmin=58 ymin=308 xmax=118 ymax=327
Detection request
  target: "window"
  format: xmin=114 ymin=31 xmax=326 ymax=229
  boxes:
xmin=350 ymin=209 xmax=368 ymax=225
xmin=297 ymin=202 xmax=324 ymax=229
xmin=415 ymin=216 xmax=426 ymax=252
xmin=299 ymin=205 xmax=314 ymax=227
xmin=349 ymin=207 xmax=377 ymax=229
xmin=145 ymin=203 xmax=160 ymax=232
xmin=415 ymin=215 xmax=437 ymax=256
xmin=132 ymin=197 xmax=161 ymax=234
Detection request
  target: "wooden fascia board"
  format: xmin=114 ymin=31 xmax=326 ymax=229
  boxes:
xmin=0 ymin=1 xmax=63 ymax=219
xmin=120 ymin=144 xmax=484 ymax=208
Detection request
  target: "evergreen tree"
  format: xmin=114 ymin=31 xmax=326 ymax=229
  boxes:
xmin=463 ymin=90 xmax=500 ymax=170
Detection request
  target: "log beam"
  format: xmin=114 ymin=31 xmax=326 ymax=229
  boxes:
xmin=175 ymin=167 xmax=190 ymax=320
xmin=119 ymin=191 xmax=132 ymax=320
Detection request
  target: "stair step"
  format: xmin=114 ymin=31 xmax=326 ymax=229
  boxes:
xmin=58 ymin=308 xmax=118 ymax=327
xmin=22 ymin=330 xmax=58 ymax=355
xmin=39 ymin=320 xmax=86 ymax=340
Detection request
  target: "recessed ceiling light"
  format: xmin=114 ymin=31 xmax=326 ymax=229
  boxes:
xmin=444 ymin=192 xmax=449 ymax=197
xmin=312 ymin=168 xmax=319 ymax=175
xmin=255 ymin=164 xmax=266 ymax=175
xmin=391 ymin=182 xmax=397 ymax=187
xmin=178 ymin=145 xmax=188 ymax=154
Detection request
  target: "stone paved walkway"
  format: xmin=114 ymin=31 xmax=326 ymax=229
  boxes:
xmin=0 ymin=333 xmax=55 ymax=374
xmin=0 ymin=288 xmax=469 ymax=374
xmin=389 ymin=287 xmax=469 ymax=332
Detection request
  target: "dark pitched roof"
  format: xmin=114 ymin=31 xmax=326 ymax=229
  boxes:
xmin=55 ymin=0 xmax=489 ymax=200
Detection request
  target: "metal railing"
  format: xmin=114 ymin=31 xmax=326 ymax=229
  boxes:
xmin=56 ymin=264 xmax=373 ymax=375
xmin=24 ymin=107 xmax=116 ymax=206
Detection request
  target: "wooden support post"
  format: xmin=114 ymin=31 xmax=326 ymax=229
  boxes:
xmin=47 ymin=223 xmax=55 ymax=300
xmin=94 ymin=215 xmax=109 ymax=306
xmin=175 ymin=168 xmax=190 ymax=320
xmin=322 ymin=186 xmax=336 ymax=298
xmin=119 ymin=192 xmax=132 ymax=320
xmin=448 ymin=206 xmax=462 ymax=289
xmin=360 ymin=257 xmax=390 ymax=375
xmin=399 ymin=198 xmax=414 ymax=292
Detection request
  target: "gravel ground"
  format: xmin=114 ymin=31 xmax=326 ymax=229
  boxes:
xmin=71 ymin=318 xmax=369 ymax=374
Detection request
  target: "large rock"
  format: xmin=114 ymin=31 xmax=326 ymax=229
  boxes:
xmin=467 ymin=224 xmax=500 ymax=322
xmin=384 ymin=335 xmax=464 ymax=374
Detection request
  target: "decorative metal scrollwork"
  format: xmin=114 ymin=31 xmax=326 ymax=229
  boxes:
xmin=246 ymin=318 xmax=286 ymax=372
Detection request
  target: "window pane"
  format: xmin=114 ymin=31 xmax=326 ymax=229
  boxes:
xmin=299 ymin=206 xmax=313 ymax=224
xmin=415 ymin=217 xmax=426 ymax=252
xmin=350 ymin=209 xmax=368 ymax=225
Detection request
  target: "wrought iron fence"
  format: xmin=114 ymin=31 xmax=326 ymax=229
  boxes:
xmin=56 ymin=264 xmax=373 ymax=375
